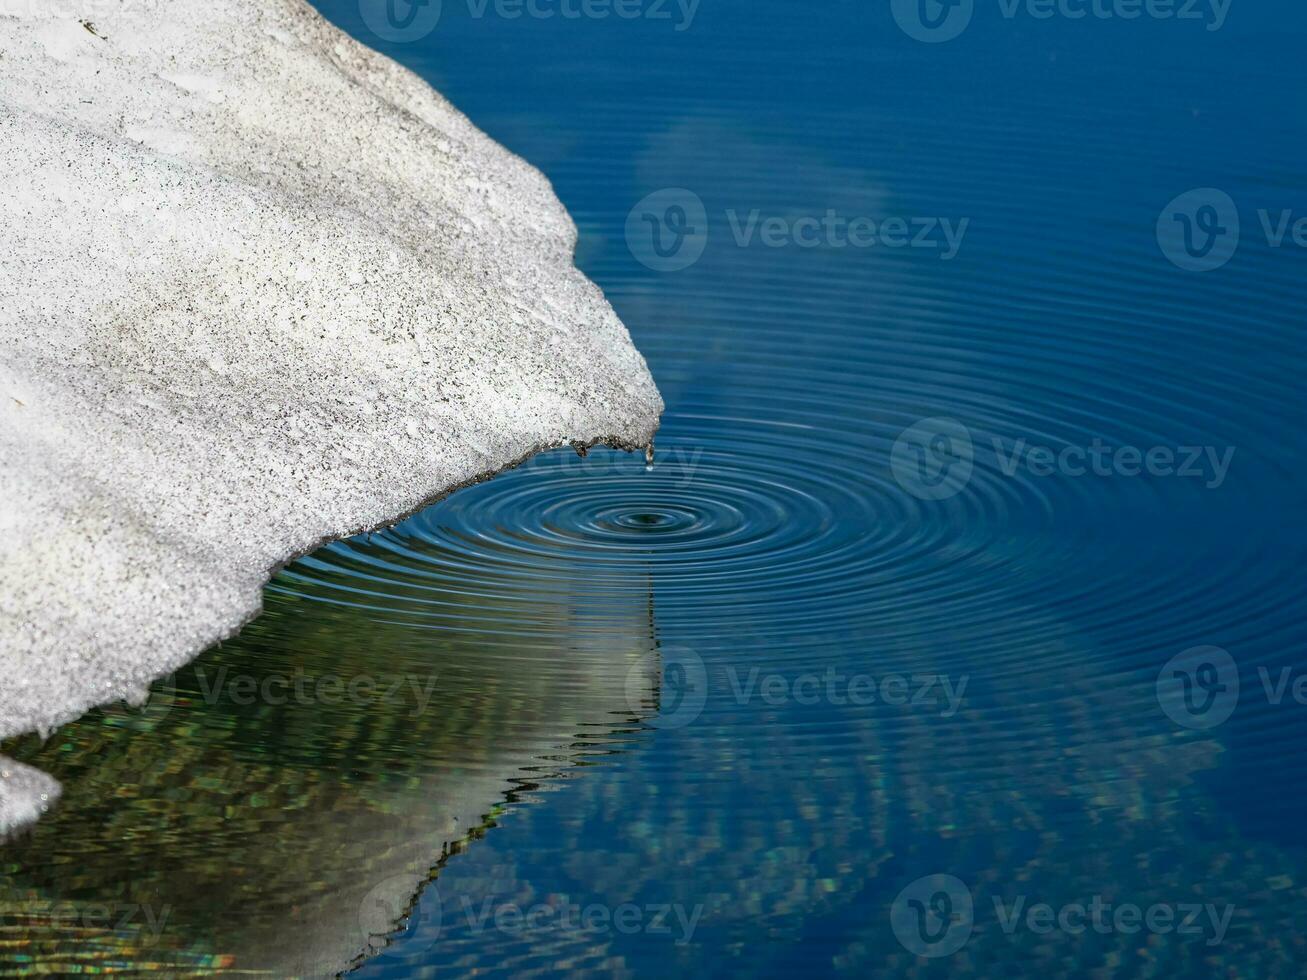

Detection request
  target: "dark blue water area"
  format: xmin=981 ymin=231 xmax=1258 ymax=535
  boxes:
xmin=307 ymin=1 xmax=1307 ymax=975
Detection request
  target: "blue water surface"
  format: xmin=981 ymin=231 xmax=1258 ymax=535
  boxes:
xmin=309 ymin=1 xmax=1307 ymax=975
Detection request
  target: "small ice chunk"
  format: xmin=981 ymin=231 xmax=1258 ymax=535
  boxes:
xmin=0 ymin=760 xmax=62 ymax=840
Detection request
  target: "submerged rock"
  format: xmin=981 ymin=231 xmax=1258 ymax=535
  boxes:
xmin=0 ymin=0 xmax=662 ymax=834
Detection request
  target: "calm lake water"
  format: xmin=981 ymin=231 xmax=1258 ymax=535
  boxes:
xmin=5 ymin=0 xmax=1307 ymax=976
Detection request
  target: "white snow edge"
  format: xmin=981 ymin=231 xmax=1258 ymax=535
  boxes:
xmin=0 ymin=0 xmax=662 ymax=835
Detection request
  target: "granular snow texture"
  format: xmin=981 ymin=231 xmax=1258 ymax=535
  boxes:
xmin=0 ymin=0 xmax=662 ymax=834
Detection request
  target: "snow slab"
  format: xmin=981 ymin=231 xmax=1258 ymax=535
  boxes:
xmin=0 ymin=0 xmax=662 ymax=835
